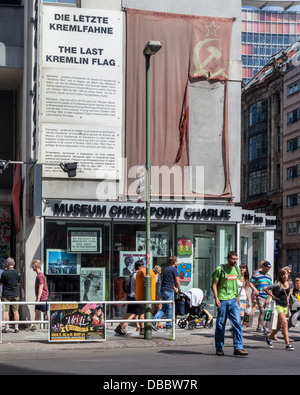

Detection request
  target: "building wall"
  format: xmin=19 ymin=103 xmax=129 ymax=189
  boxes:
xmin=282 ymin=66 xmax=300 ymax=276
xmin=242 ymin=8 xmax=300 ymax=83
xmin=241 ymin=72 xmax=283 ymax=269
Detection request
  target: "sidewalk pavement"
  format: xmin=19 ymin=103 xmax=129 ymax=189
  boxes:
xmin=1 ymin=322 xmax=299 ymax=352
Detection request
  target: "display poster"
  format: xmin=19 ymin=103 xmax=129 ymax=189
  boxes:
xmin=177 ymin=236 xmax=192 ymax=256
xmin=39 ymin=6 xmax=123 ymax=179
xmin=46 ymin=249 xmax=80 ymax=274
xmin=119 ymin=252 xmax=148 ymax=277
xmin=49 ymin=302 xmax=105 ymax=342
xmin=67 ymin=227 xmax=102 ymax=253
xmin=80 ymin=267 xmax=105 ymax=301
xmin=136 ymin=231 xmax=169 ymax=257
xmin=177 ymin=262 xmax=192 ymax=282
xmin=176 ymin=227 xmax=194 ymax=285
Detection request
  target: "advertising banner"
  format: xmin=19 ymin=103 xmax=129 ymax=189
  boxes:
xmin=49 ymin=302 xmax=105 ymax=342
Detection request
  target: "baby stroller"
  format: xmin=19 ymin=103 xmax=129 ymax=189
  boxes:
xmin=175 ymin=288 xmax=213 ymax=330
xmin=288 ymin=300 xmax=300 ymax=329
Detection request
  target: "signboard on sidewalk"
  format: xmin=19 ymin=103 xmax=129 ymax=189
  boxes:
xmin=49 ymin=302 xmax=105 ymax=342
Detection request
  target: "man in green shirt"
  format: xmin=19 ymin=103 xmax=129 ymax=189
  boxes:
xmin=212 ymin=251 xmax=248 ymax=356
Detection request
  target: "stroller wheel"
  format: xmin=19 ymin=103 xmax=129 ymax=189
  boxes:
xmin=178 ymin=319 xmax=187 ymax=328
xmin=188 ymin=320 xmax=197 ymax=330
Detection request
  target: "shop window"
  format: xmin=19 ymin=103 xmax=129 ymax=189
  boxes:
xmin=252 ymin=232 xmax=264 ymax=271
xmin=112 ymin=222 xmax=174 ymax=319
xmin=177 ymin=224 xmax=235 ymax=315
xmin=287 ymin=249 xmax=300 ymax=281
xmin=44 ymin=220 xmax=110 ymax=302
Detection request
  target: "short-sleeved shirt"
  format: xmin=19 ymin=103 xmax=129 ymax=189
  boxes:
xmin=1 ymin=269 xmax=20 ymax=298
xmin=266 ymin=282 xmax=293 ymax=307
xmin=35 ymin=272 xmax=49 ymax=301
xmin=212 ymin=265 xmax=241 ymax=301
xmin=250 ymin=270 xmax=272 ymax=299
xmin=161 ymin=265 xmax=178 ymax=293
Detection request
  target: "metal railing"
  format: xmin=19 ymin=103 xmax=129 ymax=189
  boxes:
xmin=0 ymin=300 xmax=176 ymax=342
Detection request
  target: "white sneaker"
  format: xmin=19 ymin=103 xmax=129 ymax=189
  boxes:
xmin=285 ymin=344 xmax=294 ymax=351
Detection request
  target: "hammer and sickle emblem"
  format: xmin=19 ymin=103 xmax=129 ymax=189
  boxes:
xmin=191 ymin=38 xmax=227 ymax=79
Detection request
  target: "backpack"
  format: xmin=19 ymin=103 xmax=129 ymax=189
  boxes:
xmin=122 ymin=273 xmax=134 ymax=294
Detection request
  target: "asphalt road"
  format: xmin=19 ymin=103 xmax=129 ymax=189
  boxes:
xmin=0 ymin=340 xmax=299 ymax=377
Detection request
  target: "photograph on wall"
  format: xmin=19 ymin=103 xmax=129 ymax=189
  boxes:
xmin=80 ymin=267 xmax=105 ymax=301
xmin=177 ymin=236 xmax=192 ymax=257
xmin=177 ymin=262 xmax=192 ymax=282
xmin=119 ymin=252 xmax=148 ymax=277
xmin=136 ymin=231 xmax=168 ymax=257
xmin=49 ymin=302 xmax=105 ymax=342
xmin=46 ymin=249 xmax=80 ymax=275
xmin=67 ymin=227 xmax=102 ymax=254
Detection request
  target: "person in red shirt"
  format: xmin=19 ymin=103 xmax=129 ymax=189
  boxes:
xmin=28 ymin=259 xmax=49 ymax=331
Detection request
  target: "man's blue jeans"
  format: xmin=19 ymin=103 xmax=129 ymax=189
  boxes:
xmin=215 ymin=298 xmax=244 ymax=351
xmin=153 ymin=290 xmax=174 ymax=328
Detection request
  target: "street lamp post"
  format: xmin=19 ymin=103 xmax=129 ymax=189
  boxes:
xmin=143 ymin=40 xmax=162 ymax=340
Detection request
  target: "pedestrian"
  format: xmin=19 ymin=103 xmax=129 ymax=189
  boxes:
xmin=250 ymin=261 xmax=264 ymax=315
xmin=264 ymin=268 xmax=294 ymax=351
xmin=293 ymin=277 xmax=300 ymax=302
xmin=152 ymin=256 xmax=181 ymax=331
xmin=27 ymin=259 xmax=49 ymax=331
xmin=115 ymin=260 xmax=145 ymax=336
xmin=250 ymin=261 xmax=272 ymax=333
xmin=212 ymin=251 xmax=248 ymax=356
xmin=238 ymin=264 xmax=251 ymax=320
xmin=0 ymin=257 xmax=20 ymax=333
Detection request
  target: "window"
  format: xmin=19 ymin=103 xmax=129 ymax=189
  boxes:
xmin=287 ymin=250 xmax=300 ymax=281
xmin=287 ymin=80 xmax=300 ymax=96
xmin=249 ymin=134 xmax=268 ymax=161
xmin=287 ymin=164 xmax=300 ymax=179
xmin=287 ymin=136 xmax=300 ymax=152
xmin=249 ymin=100 xmax=268 ymax=126
xmin=45 ymin=220 xmax=111 ymax=301
xmin=287 ymin=108 xmax=300 ymax=124
xmin=287 ymin=193 xmax=300 ymax=207
xmin=249 ymin=169 xmax=268 ymax=196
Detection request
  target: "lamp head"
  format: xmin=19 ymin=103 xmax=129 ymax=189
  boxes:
xmin=0 ymin=160 xmax=8 ymax=174
xmin=60 ymin=162 xmax=77 ymax=177
xmin=143 ymin=41 xmax=162 ymax=57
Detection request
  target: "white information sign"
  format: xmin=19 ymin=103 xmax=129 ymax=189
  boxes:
xmin=40 ymin=6 xmax=123 ymax=179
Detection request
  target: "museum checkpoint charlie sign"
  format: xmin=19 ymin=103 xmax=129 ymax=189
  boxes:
xmin=42 ymin=200 xmax=276 ymax=228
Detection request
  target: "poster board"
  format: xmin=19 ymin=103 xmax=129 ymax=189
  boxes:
xmin=136 ymin=231 xmax=169 ymax=257
xmin=49 ymin=302 xmax=105 ymax=342
xmin=119 ymin=252 xmax=148 ymax=277
xmin=46 ymin=249 xmax=80 ymax=274
xmin=80 ymin=267 xmax=105 ymax=301
xmin=67 ymin=227 xmax=102 ymax=253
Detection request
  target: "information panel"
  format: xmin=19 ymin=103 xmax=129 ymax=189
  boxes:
xmin=40 ymin=6 xmax=123 ymax=179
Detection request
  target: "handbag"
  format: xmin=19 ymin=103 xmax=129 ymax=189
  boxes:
xmin=263 ymin=301 xmax=278 ymax=330
xmin=243 ymin=307 xmax=253 ymax=327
